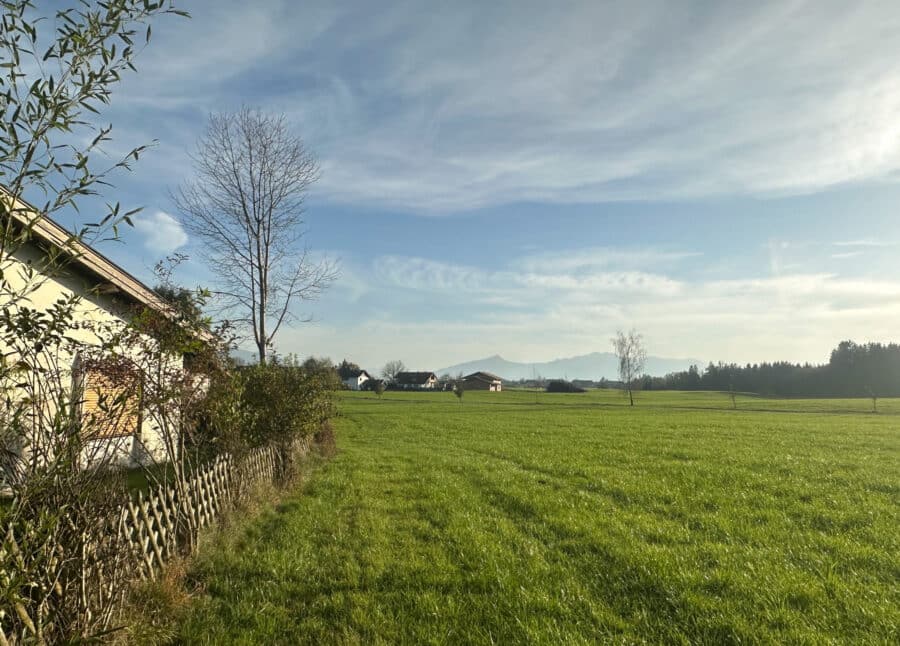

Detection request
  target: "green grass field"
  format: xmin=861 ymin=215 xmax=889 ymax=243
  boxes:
xmin=172 ymin=390 xmax=899 ymax=644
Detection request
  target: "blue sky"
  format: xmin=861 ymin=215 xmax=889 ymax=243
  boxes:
xmin=55 ymin=0 xmax=900 ymax=371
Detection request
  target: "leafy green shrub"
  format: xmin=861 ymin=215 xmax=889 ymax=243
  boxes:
xmin=237 ymin=363 xmax=336 ymax=474
xmin=191 ymin=366 xmax=245 ymax=460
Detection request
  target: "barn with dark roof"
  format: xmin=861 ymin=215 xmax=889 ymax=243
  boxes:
xmin=463 ymin=371 xmax=503 ymax=392
xmin=395 ymin=371 xmax=438 ymax=390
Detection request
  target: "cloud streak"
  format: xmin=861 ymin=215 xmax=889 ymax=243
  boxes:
xmin=101 ymin=0 xmax=900 ymax=213
xmin=833 ymin=239 xmax=897 ymax=248
xmin=333 ymin=248 xmax=900 ymax=367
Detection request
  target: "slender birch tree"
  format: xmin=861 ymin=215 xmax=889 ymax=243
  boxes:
xmin=612 ymin=328 xmax=647 ymax=407
xmin=173 ymin=108 xmax=337 ymax=364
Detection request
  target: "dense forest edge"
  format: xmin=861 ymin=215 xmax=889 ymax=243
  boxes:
xmin=641 ymin=341 xmax=900 ymax=397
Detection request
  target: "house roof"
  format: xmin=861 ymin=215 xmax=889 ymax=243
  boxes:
xmin=3 ymin=189 xmax=179 ymax=318
xmin=396 ymin=371 xmax=436 ymax=385
xmin=464 ymin=371 xmax=503 ymax=383
xmin=344 ymin=369 xmax=371 ymax=380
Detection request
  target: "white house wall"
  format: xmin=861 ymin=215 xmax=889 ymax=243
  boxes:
xmin=343 ymin=374 xmax=370 ymax=391
xmin=1 ymin=243 xmax=176 ymax=470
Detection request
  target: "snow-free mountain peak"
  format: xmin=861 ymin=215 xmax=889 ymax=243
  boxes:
xmin=437 ymin=352 xmax=701 ymax=381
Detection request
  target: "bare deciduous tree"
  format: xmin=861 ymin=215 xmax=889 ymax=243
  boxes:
xmin=173 ymin=108 xmax=337 ymax=364
xmin=382 ymin=360 xmax=406 ymax=384
xmin=612 ymin=328 xmax=647 ymax=407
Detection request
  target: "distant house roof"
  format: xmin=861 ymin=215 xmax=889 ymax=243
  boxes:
xmin=396 ymin=371 xmax=436 ymax=385
xmin=344 ymin=369 xmax=371 ymax=380
xmin=464 ymin=371 xmax=503 ymax=383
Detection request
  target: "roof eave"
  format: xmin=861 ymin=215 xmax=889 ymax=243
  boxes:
xmin=2 ymin=188 xmax=215 ymax=346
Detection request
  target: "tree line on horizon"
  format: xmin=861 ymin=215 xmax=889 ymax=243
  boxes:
xmin=267 ymin=340 xmax=900 ymax=400
xmin=641 ymin=341 xmax=900 ymax=397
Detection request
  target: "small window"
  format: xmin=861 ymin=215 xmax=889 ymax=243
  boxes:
xmin=78 ymin=358 xmax=142 ymax=439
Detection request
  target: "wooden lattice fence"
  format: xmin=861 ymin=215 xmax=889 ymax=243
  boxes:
xmin=1 ymin=441 xmax=306 ymax=644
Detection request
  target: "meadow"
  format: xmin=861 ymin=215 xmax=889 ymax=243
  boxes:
xmin=170 ymin=389 xmax=899 ymax=644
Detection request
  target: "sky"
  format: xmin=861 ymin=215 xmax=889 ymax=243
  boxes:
xmin=46 ymin=0 xmax=900 ymax=371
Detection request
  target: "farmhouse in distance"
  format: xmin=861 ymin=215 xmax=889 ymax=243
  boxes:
xmin=463 ymin=371 xmax=503 ymax=392
xmin=342 ymin=369 xmax=371 ymax=391
xmin=395 ymin=371 xmax=438 ymax=390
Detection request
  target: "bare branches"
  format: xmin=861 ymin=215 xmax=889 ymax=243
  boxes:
xmin=381 ymin=360 xmax=406 ymax=384
xmin=612 ymin=329 xmax=647 ymax=407
xmin=172 ymin=108 xmax=337 ymax=364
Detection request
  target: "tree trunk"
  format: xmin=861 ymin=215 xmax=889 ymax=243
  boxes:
xmin=628 ymin=389 xmax=634 ymax=406
xmin=257 ymin=340 xmax=267 ymax=365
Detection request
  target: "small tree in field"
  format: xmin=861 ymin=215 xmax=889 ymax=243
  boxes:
xmin=612 ymin=329 xmax=646 ymax=407
xmin=454 ymin=379 xmax=464 ymax=403
xmin=373 ymin=379 xmax=386 ymax=399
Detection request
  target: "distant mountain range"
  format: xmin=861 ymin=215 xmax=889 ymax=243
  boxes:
xmin=437 ymin=352 xmax=702 ymax=381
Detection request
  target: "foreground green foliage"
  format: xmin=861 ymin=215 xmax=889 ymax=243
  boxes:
xmin=175 ymin=390 xmax=899 ymax=644
xmin=1 ymin=2 xmax=190 ymax=640
xmin=237 ymin=363 xmax=337 ymax=448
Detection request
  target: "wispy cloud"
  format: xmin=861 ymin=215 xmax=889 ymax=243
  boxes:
xmin=515 ymin=247 xmax=702 ymax=273
xmin=375 ymin=256 xmax=486 ymax=292
xmin=832 ymin=239 xmax=897 ymax=247
xmin=374 ymin=253 xmax=687 ymax=299
xmin=99 ymin=0 xmax=900 ymax=212
xmin=316 ymin=248 xmax=900 ymax=367
xmin=306 ymin=1 xmax=900 ymax=210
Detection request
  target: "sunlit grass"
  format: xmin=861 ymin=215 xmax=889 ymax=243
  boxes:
xmin=174 ymin=390 xmax=900 ymax=644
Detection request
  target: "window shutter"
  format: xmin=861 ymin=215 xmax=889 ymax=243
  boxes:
xmin=81 ymin=369 xmax=141 ymax=439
